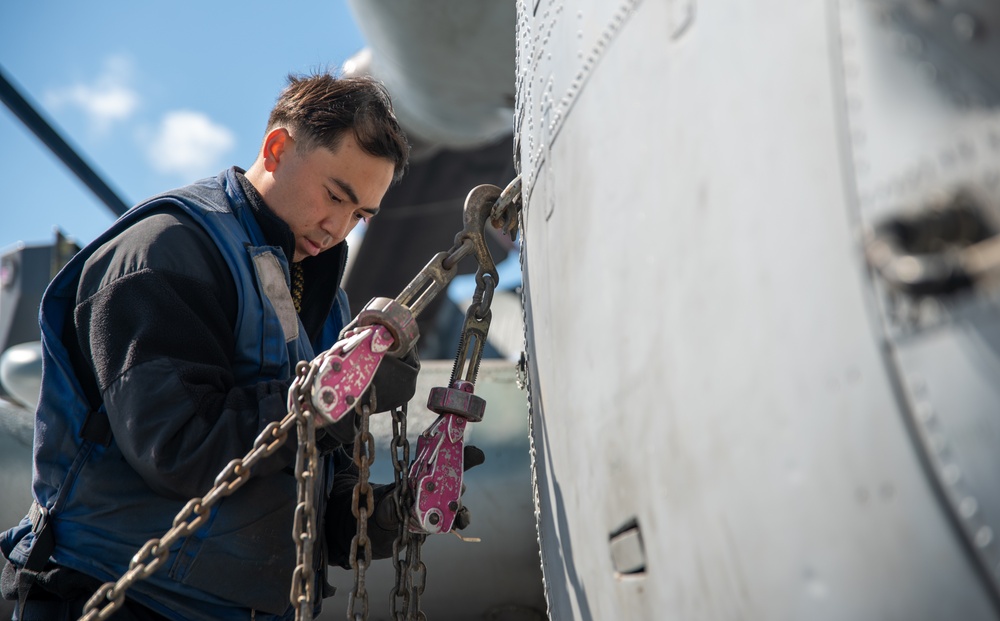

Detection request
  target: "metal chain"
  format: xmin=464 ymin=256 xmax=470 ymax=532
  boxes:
xmin=291 ymin=360 xmax=321 ymax=621
xmin=409 ymin=532 xmax=428 ymax=621
xmin=386 ymin=402 xmax=429 ymax=621
xmin=347 ymin=398 xmax=375 ymax=621
xmin=389 ymin=403 xmax=412 ymax=620
xmin=78 ymin=360 xmax=318 ymax=621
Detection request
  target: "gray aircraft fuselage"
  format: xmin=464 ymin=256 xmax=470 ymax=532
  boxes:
xmin=516 ymin=0 xmax=1000 ymax=619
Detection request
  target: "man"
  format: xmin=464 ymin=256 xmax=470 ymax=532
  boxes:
xmin=0 ymin=73 xmax=420 ymax=620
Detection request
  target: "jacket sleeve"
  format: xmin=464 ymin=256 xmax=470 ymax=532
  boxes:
xmin=73 ymin=210 xmax=298 ymax=500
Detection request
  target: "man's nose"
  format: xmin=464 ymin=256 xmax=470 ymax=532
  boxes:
xmin=322 ymin=214 xmax=354 ymax=246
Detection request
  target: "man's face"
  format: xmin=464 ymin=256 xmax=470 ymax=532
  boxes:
xmin=262 ymin=131 xmax=395 ymax=262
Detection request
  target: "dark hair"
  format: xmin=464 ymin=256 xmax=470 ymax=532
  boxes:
xmin=267 ymin=73 xmax=409 ymax=183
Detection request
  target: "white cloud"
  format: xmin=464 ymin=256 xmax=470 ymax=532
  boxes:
xmin=145 ymin=110 xmax=235 ymax=179
xmin=46 ymin=55 xmax=139 ymax=132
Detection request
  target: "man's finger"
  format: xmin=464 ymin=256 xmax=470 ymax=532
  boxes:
xmin=463 ymin=445 xmax=485 ymax=472
xmin=454 ymin=506 xmax=472 ymax=530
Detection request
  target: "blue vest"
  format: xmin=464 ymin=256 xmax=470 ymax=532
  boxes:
xmin=1 ymin=168 xmax=350 ymax=620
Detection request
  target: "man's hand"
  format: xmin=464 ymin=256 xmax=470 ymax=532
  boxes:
xmin=367 ymin=346 xmax=420 ymax=413
xmin=374 ymin=444 xmax=485 ymax=532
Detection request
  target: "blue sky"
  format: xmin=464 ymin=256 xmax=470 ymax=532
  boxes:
xmin=0 ymin=1 xmax=366 ymax=251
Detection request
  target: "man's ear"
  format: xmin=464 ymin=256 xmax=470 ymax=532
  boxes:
xmin=262 ymin=128 xmax=292 ymax=173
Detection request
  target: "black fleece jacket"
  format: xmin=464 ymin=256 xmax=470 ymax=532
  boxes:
xmin=67 ymin=170 xmax=398 ymax=571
